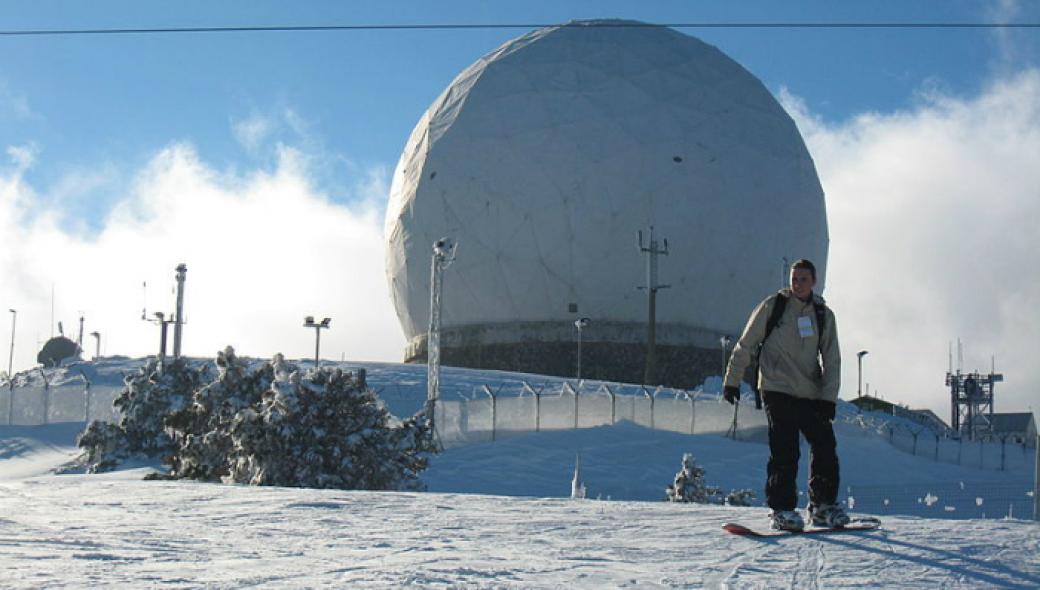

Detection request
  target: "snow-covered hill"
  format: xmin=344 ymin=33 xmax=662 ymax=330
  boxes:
xmin=1 ymin=358 xmax=1038 ymax=587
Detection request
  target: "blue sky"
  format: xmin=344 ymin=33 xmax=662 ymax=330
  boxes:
xmin=1 ymin=1 xmax=1038 ymax=419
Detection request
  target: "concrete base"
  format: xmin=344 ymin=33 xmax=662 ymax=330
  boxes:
xmin=406 ymin=323 xmax=727 ymax=389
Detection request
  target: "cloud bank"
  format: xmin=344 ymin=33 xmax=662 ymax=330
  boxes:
xmin=3 ymin=68 xmax=1037 ymax=421
xmin=1 ymin=142 xmax=403 ymax=374
xmin=782 ymin=69 xmax=1040 ymax=419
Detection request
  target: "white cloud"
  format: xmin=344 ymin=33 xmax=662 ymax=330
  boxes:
xmin=6 ymin=143 xmax=39 ymax=171
xmin=783 ymin=69 xmax=1040 ymax=419
xmin=0 ymin=81 xmax=35 ymax=121
xmin=231 ymin=113 xmax=274 ymax=154
xmin=0 ymin=141 xmax=404 ymax=374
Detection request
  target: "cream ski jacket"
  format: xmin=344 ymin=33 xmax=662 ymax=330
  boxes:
xmin=723 ymin=289 xmax=841 ymax=403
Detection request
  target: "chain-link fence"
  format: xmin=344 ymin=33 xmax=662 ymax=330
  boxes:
xmin=845 ymin=480 xmax=1036 ymax=520
xmin=842 ymin=412 xmax=1036 ymax=472
xmin=431 ymin=381 xmax=766 ymax=447
xmin=1 ymin=380 xmax=122 ymax=426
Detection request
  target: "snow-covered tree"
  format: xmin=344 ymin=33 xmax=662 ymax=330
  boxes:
xmin=225 ymin=356 xmax=434 ymax=490
xmin=77 ymin=348 xmax=435 ymax=491
xmin=78 ymin=357 xmax=205 ymax=473
xmin=665 ymin=453 xmax=755 ymax=505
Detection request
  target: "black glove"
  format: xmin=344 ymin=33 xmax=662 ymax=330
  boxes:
xmin=815 ymin=400 xmax=836 ymax=421
xmin=723 ymin=386 xmax=741 ymax=405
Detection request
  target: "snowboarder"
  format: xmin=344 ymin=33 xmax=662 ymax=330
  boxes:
xmin=722 ymin=259 xmax=849 ymax=531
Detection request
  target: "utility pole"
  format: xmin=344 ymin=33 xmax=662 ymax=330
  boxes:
xmin=638 ymin=226 xmax=669 ymax=385
xmin=427 ymin=237 xmax=456 ymax=427
xmin=151 ymin=312 xmax=173 ymax=374
xmin=303 ymin=316 xmax=331 ymax=368
xmin=173 ymin=263 xmax=187 ymax=359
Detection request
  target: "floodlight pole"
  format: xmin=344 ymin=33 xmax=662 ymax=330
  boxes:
xmin=427 ymin=238 xmax=456 ymax=425
xmin=303 ymin=316 xmax=331 ymax=369
xmin=574 ymin=318 xmax=590 ymax=380
xmin=638 ymin=226 xmax=669 ymax=385
xmin=7 ymin=309 xmax=15 ymax=379
xmin=857 ymin=350 xmax=869 ymax=398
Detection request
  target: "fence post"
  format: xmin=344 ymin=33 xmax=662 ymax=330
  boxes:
xmin=688 ymin=393 xmax=695 ymax=435
xmin=481 ymin=385 xmax=496 ymax=442
xmin=1033 ymin=433 xmax=1038 ymax=521
xmin=41 ymin=370 xmax=51 ymax=425
xmin=80 ymin=370 xmax=92 ymax=423
xmin=1000 ymin=436 xmax=1007 ymax=472
xmin=599 ymin=384 xmax=615 ymax=425
xmin=562 ymin=382 xmax=578 ymax=429
xmin=934 ymin=434 xmax=940 ymax=462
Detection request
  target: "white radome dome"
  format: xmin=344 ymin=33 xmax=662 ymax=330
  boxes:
xmin=385 ymin=20 xmax=827 ymax=366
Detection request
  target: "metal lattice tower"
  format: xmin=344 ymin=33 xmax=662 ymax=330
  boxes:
xmin=947 ymin=370 xmax=1003 ymax=440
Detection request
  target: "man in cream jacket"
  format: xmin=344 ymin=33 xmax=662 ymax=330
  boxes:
xmin=723 ymin=258 xmax=848 ymax=531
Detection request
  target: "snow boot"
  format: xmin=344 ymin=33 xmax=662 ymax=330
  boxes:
xmin=807 ymin=503 xmax=851 ymax=528
xmin=769 ymin=510 xmax=805 ymax=532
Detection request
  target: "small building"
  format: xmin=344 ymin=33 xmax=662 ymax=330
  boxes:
xmin=980 ymin=412 xmax=1037 ymax=446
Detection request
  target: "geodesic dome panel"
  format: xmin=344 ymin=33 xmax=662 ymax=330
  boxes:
xmin=385 ymin=20 xmax=828 ymax=345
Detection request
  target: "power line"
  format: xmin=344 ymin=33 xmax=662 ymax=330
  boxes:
xmin=1 ymin=22 xmax=1039 ymax=37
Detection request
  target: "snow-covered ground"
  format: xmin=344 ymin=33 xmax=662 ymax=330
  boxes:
xmin=2 ymin=358 xmax=1039 ymax=587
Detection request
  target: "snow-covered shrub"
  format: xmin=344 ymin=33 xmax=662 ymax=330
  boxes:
xmin=77 ymin=347 xmax=435 ymax=490
xmin=724 ymin=489 xmax=756 ymax=507
xmin=165 ymin=347 xmax=270 ymax=481
xmin=78 ymin=357 xmax=205 ymax=473
xmin=225 ymin=356 xmax=433 ymax=490
xmin=665 ymin=453 xmax=756 ymax=506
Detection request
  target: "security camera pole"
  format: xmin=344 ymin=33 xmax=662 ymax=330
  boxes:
xmin=303 ymin=316 xmax=331 ymax=369
xmin=638 ymin=226 xmax=669 ymax=385
xmin=574 ymin=317 xmax=590 ymax=380
xmin=427 ymin=237 xmax=456 ymax=428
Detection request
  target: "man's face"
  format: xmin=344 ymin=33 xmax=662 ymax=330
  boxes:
xmin=790 ymin=267 xmax=815 ymax=300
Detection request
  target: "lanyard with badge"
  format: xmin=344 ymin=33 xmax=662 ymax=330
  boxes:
xmin=797 ymin=315 xmax=814 ymax=338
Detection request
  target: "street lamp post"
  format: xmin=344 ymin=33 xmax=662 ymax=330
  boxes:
xmin=90 ymin=331 xmax=101 ymax=361
xmin=7 ymin=309 xmax=15 ymax=379
xmin=574 ymin=318 xmax=590 ymax=380
xmin=303 ymin=316 xmax=331 ymax=369
xmin=720 ymin=335 xmax=731 ymax=383
xmin=857 ymin=350 xmax=869 ymax=398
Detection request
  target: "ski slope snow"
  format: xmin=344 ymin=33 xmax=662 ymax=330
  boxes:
xmin=1 ymin=358 xmax=1038 ymax=588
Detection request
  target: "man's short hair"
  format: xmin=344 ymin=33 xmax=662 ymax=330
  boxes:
xmin=791 ymin=259 xmax=816 ymax=281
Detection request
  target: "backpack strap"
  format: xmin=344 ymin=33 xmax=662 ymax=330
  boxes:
xmin=763 ymin=292 xmax=788 ymax=343
xmin=750 ymin=293 xmax=788 ymax=409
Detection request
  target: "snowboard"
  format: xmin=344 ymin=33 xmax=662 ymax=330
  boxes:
xmin=722 ymin=517 xmax=881 ymax=537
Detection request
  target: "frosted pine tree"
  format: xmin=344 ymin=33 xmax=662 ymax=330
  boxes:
xmin=165 ymin=347 xmax=272 ymax=481
xmin=225 ymin=356 xmax=435 ymax=490
xmin=78 ymin=357 xmax=205 ymax=473
xmin=665 ymin=453 xmax=723 ymax=503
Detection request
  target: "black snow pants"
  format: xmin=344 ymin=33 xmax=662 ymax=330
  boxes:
xmin=762 ymin=390 xmax=840 ymax=511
